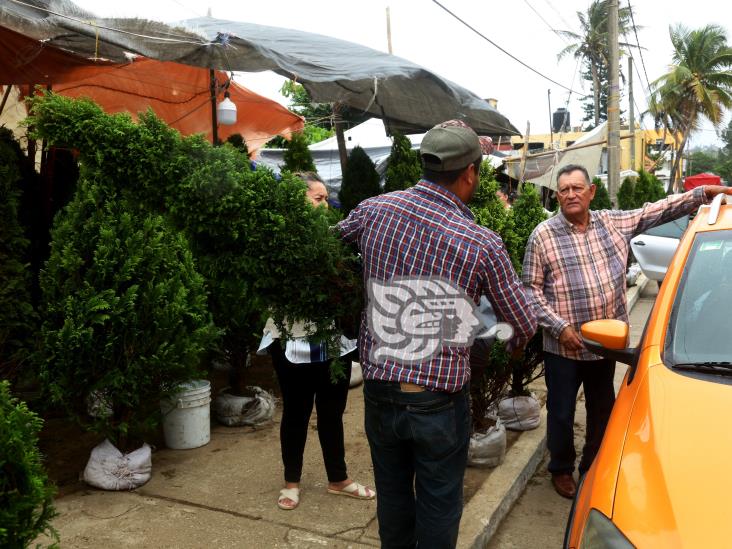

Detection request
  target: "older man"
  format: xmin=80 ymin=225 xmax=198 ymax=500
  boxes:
xmin=338 ymin=121 xmax=536 ymax=548
xmin=522 ymin=163 xmax=732 ymax=499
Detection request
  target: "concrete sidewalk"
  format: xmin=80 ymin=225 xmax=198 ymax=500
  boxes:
xmin=42 ymin=276 xmax=652 ymax=549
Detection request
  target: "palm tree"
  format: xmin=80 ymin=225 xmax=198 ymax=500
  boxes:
xmin=650 ymin=24 xmax=732 ymax=191
xmin=557 ymin=0 xmax=633 ymax=127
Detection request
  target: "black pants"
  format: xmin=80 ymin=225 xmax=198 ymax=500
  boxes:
xmin=544 ymin=352 xmax=616 ymax=476
xmin=270 ymin=342 xmax=349 ymax=483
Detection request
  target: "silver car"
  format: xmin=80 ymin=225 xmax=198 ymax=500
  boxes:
xmin=630 ymin=215 xmax=690 ymax=282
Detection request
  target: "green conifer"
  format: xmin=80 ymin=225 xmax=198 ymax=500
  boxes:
xmin=338 ymin=146 xmax=381 ymax=215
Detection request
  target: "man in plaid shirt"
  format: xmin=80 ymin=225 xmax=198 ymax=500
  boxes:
xmin=522 ymin=163 xmax=732 ymax=499
xmin=337 ymin=121 xmax=535 ymax=548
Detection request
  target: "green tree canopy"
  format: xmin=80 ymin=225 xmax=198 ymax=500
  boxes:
xmin=338 ymin=146 xmax=381 ymax=215
xmin=617 ymin=176 xmax=637 ymax=209
xmin=590 ymin=177 xmax=613 ymax=210
xmin=282 ymin=130 xmax=316 ymax=173
xmin=383 ymin=132 xmax=421 ymax=193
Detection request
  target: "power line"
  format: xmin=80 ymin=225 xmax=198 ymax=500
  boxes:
xmin=431 ymin=0 xmax=591 ymax=98
xmin=627 ymin=1 xmax=651 ymax=91
xmin=540 ymin=0 xmax=577 ymax=34
xmin=523 ymin=0 xmax=568 ymax=43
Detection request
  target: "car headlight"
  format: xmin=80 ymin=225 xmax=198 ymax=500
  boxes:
xmin=580 ymin=509 xmax=634 ymax=548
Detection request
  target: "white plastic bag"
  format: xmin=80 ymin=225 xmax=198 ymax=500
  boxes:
xmin=213 ymin=386 xmax=276 ymax=426
xmin=349 ymin=362 xmax=363 ymax=388
xmin=498 ymin=394 xmax=541 ymax=431
xmin=468 ymin=415 xmax=506 ymax=468
xmin=82 ymin=439 xmax=151 ymax=490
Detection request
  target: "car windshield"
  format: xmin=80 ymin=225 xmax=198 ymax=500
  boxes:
xmin=644 ymin=216 xmax=689 ymax=239
xmin=666 ymin=230 xmax=732 ymax=366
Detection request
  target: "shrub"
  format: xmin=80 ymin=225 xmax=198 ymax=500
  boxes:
xmin=38 ymin=185 xmax=218 ymax=447
xmin=225 ymin=133 xmax=250 ymax=158
xmin=634 ymin=169 xmax=665 ymax=206
xmin=29 ymin=94 xmax=361 ymax=382
xmin=590 ymin=177 xmax=613 ymax=210
xmin=509 ymin=182 xmax=548 ymax=276
xmin=0 ymin=380 xmax=58 ymax=548
xmin=282 ymin=130 xmax=316 ymax=172
xmin=383 ymin=132 xmax=421 ymax=193
xmin=338 ymin=146 xmax=381 ymax=215
xmin=0 ymin=129 xmax=37 ymax=385
xmin=617 ymin=176 xmax=637 ymax=210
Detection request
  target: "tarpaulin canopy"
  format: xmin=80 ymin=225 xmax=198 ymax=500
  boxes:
xmin=684 ymin=172 xmax=721 ymax=191
xmin=0 ymin=0 xmax=519 ymax=137
xmin=0 ymin=23 xmax=303 ymax=152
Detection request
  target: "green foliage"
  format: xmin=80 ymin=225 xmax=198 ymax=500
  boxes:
xmin=509 ymin=182 xmax=548 ymax=276
xmin=688 ymin=150 xmax=718 ymax=175
xmin=383 ymin=132 xmax=421 ymax=193
xmin=38 ymin=184 xmax=218 ymax=445
xmin=633 ymin=169 xmax=666 ymax=206
xmin=282 ymin=131 xmax=316 ymax=173
xmin=617 ymin=176 xmax=637 ymax=210
xmin=590 ymin=177 xmax=613 ymax=210
xmin=225 ymin=133 xmax=249 ymax=158
xmin=0 ymin=381 xmax=58 ymax=548
xmin=28 ymin=93 xmax=362 ymax=380
xmin=0 ymin=129 xmax=37 ymax=384
xmin=338 ymin=146 xmax=381 ymax=215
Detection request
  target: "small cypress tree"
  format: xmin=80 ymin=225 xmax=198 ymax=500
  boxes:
xmin=510 ymin=182 xmax=548 ymax=275
xmin=383 ymin=132 xmax=421 ymax=193
xmin=0 ymin=129 xmax=36 ymax=384
xmin=225 ymin=133 xmax=250 ymax=158
xmin=590 ymin=177 xmax=613 ymax=210
xmin=0 ymin=381 xmax=58 ymax=548
xmin=338 ymin=146 xmax=381 ymax=215
xmin=634 ymin=169 xmax=665 ymax=206
xmin=617 ymin=176 xmax=637 ymax=210
xmin=282 ymin=131 xmax=316 ymax=173
xmin=38 ymin=185 xmax=219 ymax=448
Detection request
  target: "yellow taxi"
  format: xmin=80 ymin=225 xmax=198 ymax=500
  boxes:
xmin=565 ymin=194 xmax=732 ymax=548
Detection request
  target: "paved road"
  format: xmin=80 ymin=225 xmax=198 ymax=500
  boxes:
xmin=486 ymin=282 xmax=658 ymax=548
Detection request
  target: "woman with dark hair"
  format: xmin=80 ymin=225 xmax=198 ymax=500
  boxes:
xmin=258 ymin=172 xmax=374 ymax=511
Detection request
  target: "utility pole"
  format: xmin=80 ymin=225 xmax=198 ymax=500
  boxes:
xmin=548 ymin=89 xmax=553 ymax=149
xmin=607 ymin=0 xmax=620 ymax=203
xmin=386 ymin=7 xmax=393 ymax=54
xmin=628 ymin=56 xmax=635 ymax=171
xmin=519 ymin=121 xmax=531 ymax=184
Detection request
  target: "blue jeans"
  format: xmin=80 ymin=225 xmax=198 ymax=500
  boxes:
xmin=544 ymin=352 xmax=616 ymax=476
xmin=363 ymin=380 xmax=471 ymax=549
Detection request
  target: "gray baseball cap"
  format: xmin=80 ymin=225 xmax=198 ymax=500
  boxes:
xmin=420 ymin=125 xmax=482 ymax=172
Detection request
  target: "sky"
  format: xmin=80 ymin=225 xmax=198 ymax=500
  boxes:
xmin=71 ymin=0 xmax=732 ymax=148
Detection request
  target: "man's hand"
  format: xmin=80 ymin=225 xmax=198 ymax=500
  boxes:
xmin=703 ymin=185 xmax=732 ymax=200
xmin=559 ymin=325 xmax=584 ymax=351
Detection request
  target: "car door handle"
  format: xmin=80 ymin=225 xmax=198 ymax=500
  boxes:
xmin=634 ymin=241 xmax=646 ymax=246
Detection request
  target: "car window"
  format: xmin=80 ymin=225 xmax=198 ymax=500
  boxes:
xmin=644 ymin=216 xmax=689 ymax=239
xmin=665 ymin=230 xmax=732 ymax=365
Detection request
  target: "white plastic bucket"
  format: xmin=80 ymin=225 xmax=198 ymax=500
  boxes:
xmin=161 ymin=380 xmax=211 ymax=449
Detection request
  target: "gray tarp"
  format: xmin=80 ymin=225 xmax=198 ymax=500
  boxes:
xmin=0 ymin=0 xmax=519 ymax=136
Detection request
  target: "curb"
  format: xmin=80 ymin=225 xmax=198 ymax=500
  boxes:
xmin=458 ymin=273 xmax=650 ymax=548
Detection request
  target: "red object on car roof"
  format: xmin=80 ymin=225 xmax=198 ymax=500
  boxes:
xmin=684 ymin=172 xmax=721 ymax=191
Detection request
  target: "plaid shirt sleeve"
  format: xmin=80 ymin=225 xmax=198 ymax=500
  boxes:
xmin=483 ymin=239 xmax=537 ymax=351
xmin=607 ymin=187 xmax=707 ymax=238
xmin=336 ymin=203 xmax=366 ymax=244
xmin=522 ymin=229 xmax=569 ymax=339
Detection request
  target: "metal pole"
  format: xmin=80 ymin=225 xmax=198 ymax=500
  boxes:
xmin=607 ymin=0 xmax=620 ymax=204
xmin=209 ymin=69 xmax=218 ymax=146
xmin=628 ymin=56 xmax=635 ymax=171
xmin=386 ymin=7 xmax=393 ymax=54
xmin=548 ymin=89 xmax=553 ymax=150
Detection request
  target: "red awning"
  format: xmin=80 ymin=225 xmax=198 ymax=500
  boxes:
xmin=684 ymin=172 xmax=721 ymax=191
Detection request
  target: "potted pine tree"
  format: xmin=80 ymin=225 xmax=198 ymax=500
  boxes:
xmin=38 ymin=183 xmax=218 ymax=486
xmin=338 ymin=146 xmax=381 ymax=215
xmin=383 ymin=132 xmax=421 ymax=192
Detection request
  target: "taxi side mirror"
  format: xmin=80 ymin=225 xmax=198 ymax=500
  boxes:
xmin=581 ymin=320 xmax=638 ymax=367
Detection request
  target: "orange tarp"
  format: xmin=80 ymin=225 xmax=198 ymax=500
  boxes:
xmin=1 ymin=25 xmax=303 ymax=153
xmin=52 ymin=59 xmax=303 ymax=152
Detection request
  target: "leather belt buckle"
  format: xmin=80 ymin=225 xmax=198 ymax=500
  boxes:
xmin=399 ymin=382 xmax=425 ymax=393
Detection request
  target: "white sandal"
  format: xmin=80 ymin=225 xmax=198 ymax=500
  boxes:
xmin=277 ymin=487 xmax=300 ymax=510
xmin=327 ymin=481 xmax=375 ymax=500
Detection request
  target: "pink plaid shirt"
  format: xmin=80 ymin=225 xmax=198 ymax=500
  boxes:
xmin=522 ymin=187 xmax=707 ymax=360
